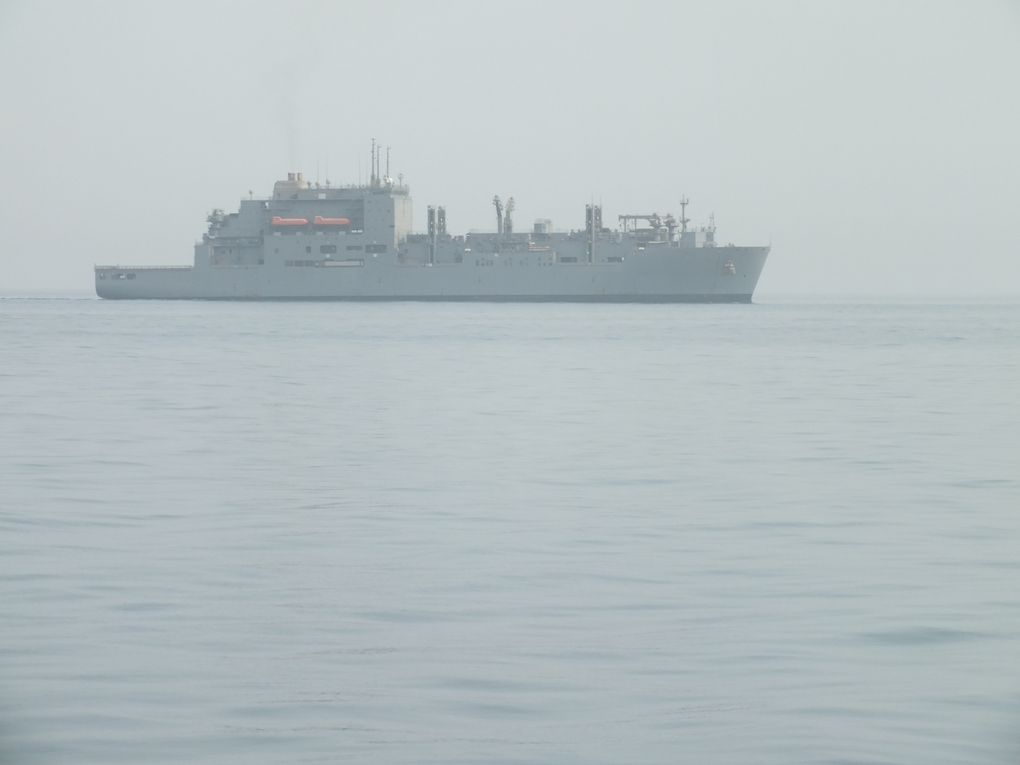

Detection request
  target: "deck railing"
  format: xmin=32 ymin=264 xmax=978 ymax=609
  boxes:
xmin=94 ymin=265 xmax=193 ymax=271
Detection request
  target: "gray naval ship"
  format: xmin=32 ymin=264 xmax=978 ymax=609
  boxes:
xmin=96 ymin=145 xmax=769 ymax=301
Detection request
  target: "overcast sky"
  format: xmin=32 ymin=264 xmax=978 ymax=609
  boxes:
xmin=1 ymin=0 xmax=1018 ymax=294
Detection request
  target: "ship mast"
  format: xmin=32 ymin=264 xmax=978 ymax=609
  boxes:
xmin=370 ymin=139 xmax=376 ymax=188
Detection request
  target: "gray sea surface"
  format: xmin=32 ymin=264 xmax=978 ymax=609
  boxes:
xmin=2 ymin=296 xmax=1019 ymax=764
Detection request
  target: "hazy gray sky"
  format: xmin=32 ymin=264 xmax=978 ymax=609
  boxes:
xmin=1 ymin=0 xmax=1018 ymax=294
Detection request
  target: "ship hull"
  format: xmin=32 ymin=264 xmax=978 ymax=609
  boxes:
xmin=96 ymin=246 xmax=768 ymax=302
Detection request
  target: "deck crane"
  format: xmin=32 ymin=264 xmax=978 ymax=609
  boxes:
xmin=493 ymin=195 xmax=504 ymax=235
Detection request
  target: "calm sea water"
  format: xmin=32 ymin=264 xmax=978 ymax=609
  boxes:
xmin=2 ymin=296 xmax=1019 ymax=764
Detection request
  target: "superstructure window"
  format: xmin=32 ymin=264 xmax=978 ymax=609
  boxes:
xmin=320 ymin=244 xmax=337 ymax=254
xmin=365 ymin=244 xmax=387 ymax=254
xmin=346 ymin=245 xmax=363 ymax=251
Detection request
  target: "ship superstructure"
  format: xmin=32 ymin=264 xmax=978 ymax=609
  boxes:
xmin=96 ymin=145 xmax=769 ymax=301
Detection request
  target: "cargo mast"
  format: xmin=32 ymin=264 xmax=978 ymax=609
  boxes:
xmin=493 ymin=195 xmax=504 ymax=235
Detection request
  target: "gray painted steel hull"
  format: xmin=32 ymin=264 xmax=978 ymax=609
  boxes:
xmin=96 ymin=246 xmax=769 ymax=302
